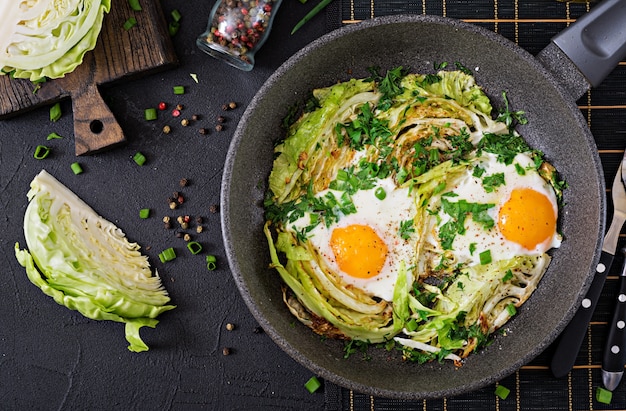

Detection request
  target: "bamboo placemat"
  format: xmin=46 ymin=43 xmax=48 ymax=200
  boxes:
xmin=324 ymin=1 xmax=626 ymax=410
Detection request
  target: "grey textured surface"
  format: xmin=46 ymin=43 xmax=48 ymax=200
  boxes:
xmin=222 ymin=14 xmax=606 ymax=400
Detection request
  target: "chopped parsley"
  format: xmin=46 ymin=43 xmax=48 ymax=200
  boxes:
xmin=439 ymin=199 xmax=495 ymax=249
xmin=399 ymin=219 xmax=415 ymax=240
xmin=482 ymin=172 xmax=505 ymax=193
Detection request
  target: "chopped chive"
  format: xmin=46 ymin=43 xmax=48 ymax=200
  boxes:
xmin=46 ymin=132 xmax=63 ymax=140
xmin=159 ymin=247 xmax=176 ymax=263
xmin=206 ymin=255 xmax=217 ymax=271
xmin=70 ymin=162 xmax=83 ymax=174
xmin=168 ymin=21 xmax=180 ymax=36
xmin=171 ymin=9 xmax=182 ymax=22
xmin=187 ymin=241 xmax=203 ymax=254
xmin=502 ymin=269 xmax=513 ymax=282
xmin=144 ymin=108 xmax=157 ymax=121
xmin=128 ymin=0 xmax=142 ymax=11
xmin=139 ymin=208 xmax=150 ymax=219
xmin=494 ymin=384 xmax=510 ymax=400
xmin=304 ymin=376 xmax=321 ymax=393
xmin=291 ymin=0 xmax=335 ymax=35
xmin=506 ymin=303 xmax=517 ymax=316
xmin=50 ymin=103 xmax=62 ymax=122
xmin=33 ymin=145 xmax=50 ymax=159
xmin=173 ymin=86 xmax=185 ymax=95
xmin=133 ymin=152 xmax=146 ymax=166
xmin=479 ymin=249 xmax=492 ymax=265
xmin=596 ymin=387 xmax=612 ymax=404
xmin=123 ymin=17 xmax=137 ymax=30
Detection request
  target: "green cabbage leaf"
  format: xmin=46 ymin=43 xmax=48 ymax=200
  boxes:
xmin=0 ymin=0 xmax=111 ymax=81
xmin=14 ymin=170 xmax=175 ymax=352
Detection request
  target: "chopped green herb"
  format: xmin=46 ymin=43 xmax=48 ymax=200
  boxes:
xmin=596 ymin=387 xmax=612 ymax=404
xmin=158 ymin=247 xmax=176 ymax=263
xmin=123 ymin=17 xmax=137 ymax=30
xmin=304 ymin=376 xmax=321 ymax=394
xmin=494 ymin=384 xmax=510 ymax=400
xmin=514 ymin=163 xmax=526 ymax=175
xmin=50 ymin=103 xmax=62 ymax=122
xmin=133 ymin=152 xmax=146 ymax=166
xmin=479 ymin=249 xmax=492 ymax=265
xmin=139 ymin=208 xmax=150 ymax=219
xmin=206 ymin=255 xmax=217 ymax=270
xmin=399 ymin=219 xmax=415 ymax=240
xmin=374 ymin=187 xmax=386 ymax=200
xmin=187 ymin=241 xmax=203 ymax=255
xmin=46 ymin=132 xmax=63 ymax=140
xmin=502 ymin=269 xmax=513 ymax=282
xmin=291 ymin=0 xmax=335 ymax=34
xmin=469 ymin=243 xmax=477 ymax=255
xmin=168 ymin=21 xmax=180 ymax=36
xmin=144 ymin=108 xmax=157 ymax=121
xmin=472 ymin=165 xmax=485 ymax=178
xmin=173 ymin=86 xmax=185 ymax=95
xmin=128 ymin=0 xmax=142 ymax=11
xmin=34 ymin=145 xmax=51 ymax=160
xmin=70 ymin=162 xmax=83 ymax=175
xmin=171 ymin=9 xmax=182 ymax=22
xmin=496 ymin=91 xmax=528 ymax=130
xmin=482 ymin=172 xmax=505 ymax=193
xmin=506 ymin=303 xmax=517 ymax=316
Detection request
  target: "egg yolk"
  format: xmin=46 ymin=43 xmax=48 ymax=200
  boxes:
xmin=329 ymin=224 xmax=388 ymax=279
xmin=498 ymin=188 xmax=556 ymax=250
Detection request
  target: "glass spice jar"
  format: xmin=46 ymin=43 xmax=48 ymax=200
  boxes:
xmin=196 ymin=0 xmax=282 ymax=71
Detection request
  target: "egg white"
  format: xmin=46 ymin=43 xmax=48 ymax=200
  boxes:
xmin=425 ymin=152 xmax=561 ymax=269
xmin=291 ymin=176 xmax=417 ymax=302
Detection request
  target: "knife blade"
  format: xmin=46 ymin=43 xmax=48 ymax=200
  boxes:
xmin=551 ymin=161 xmax=626 ymax=378
xmin=602 ymin=156 xmax=626 ymax=390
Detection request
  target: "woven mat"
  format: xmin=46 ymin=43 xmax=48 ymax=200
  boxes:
xmin=323 ymin=1 xmax=626 ymax=410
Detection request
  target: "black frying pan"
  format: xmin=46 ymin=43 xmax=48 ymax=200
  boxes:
xmin=222 ymin=0 xmax=626 ymax=399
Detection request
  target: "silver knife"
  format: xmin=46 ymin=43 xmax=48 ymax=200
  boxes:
xmin=551 ymin=160 xmax=626 ymax=378
xmin=602 ymin=156 xmax=626 ymax=391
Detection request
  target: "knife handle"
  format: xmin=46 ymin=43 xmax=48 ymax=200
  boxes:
xmin=551 ymin=250 xmax=613 ymax=378
xmin=603 ymin=262 xmax=626 ymax=373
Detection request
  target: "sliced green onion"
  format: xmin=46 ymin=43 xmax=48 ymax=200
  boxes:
xmin=133 ymin=152 xmax=146 ymax=166
xmin=139 ymin=208 xmax=150 ymax=219
xmin=168 ymin=21 xmax=180 ymax=36
xmin=304 ymin=376 xmax=321 ymax=394
xmin=173 ymin=86 xmax=185 ymax=95
xmin=494 ymin=384 xmax=510 ymax=400
xmin=33 ymin=145 xmax=50 ymax=159
xmin=479 ymin=249 xmax=492 ymax=265
xmin=70 ymin=162 xmax=83 ymax=175
xmin=46 ymin=132 xmax=63 ymax=140
xmin=596 ymin=387 xmax=612 ymax=404
xmin=128 ymin=0 xmax=142 ymax=11
xmin=187 ymin=241 xmax=203 ymax=255
xmin=374 ymin=187 xmax=386 ymax=200
xmin=123 ymin=17 xmax=137 ymax=30
xmin=506 ymin=303 xmax=517 ymax=316
xmin=502 ymin=269 xmax=513 ymax=282
xmin=291 ymin=0 xmax=335 ymax=35
xmin=171 ymin=9 xmax=182 ymax=22
xmin=206 ymin=255 xmax=217 ymax=271
xmin=144 ymin=108 xmax=157 ymax=121
xmin=50 ymin=103 xmax=62 ymax=122
xmin=159 ymin=247 xmax=176 ymax=263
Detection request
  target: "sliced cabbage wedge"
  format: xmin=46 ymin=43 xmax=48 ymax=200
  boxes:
xmin=15 ymin=170 xmax=175 ymax=352
xmin=0 ymin=0 xmax=111 ymax=81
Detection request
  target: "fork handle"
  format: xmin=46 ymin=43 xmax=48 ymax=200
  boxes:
xmin=551 ymin=250 xmax=613 ymax=378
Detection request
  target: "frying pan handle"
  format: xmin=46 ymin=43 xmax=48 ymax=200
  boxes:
xmin=552 ymin=0 xmax=626 ymax=88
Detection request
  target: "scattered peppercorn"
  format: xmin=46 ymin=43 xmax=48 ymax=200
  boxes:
xmin=199 ymin=128 xmax=209 ymax=135
xmin=181 ymin=118 xmax=190 ymax=127
xmin=169 ymin=201 xmax=177 ymax=210
xmin=163 ymin=216 xmax=171 ymax=223
xmin=175 ymin=231 xmax=184 ymax=238
xmin=172 ymin=109 xmax=181 ymax=117
xmin=158 ymin=102 xmax=167 ymax=110
xmin=196 ymin=216 xmax=203 ymax=224
xmin=164 ymin=222 xmax=172 ymax=229
xmin=183 ymin=233 xmax=191 ymax=242
xmin=222 ymin=347 xmax=231 ymax=356
xmin=228 ymin=101 xmax=237 ymax=110
xmin=217 ymin=115 xmax=226 ymax=123
xmin=196 ymin=225 xmax=203 ymax=233
xmin=191 ymin=114 xmax=200 ymax=121
xmin=177 ymin=194 xmax=185 ymax=204
xmin=176 ymin=215 xmax=184 ymax=224
xmin=179 ymin=178 xmax=189 ymax=187
xmin=253 ymin=326 xmax=264 ymax=334
xmin=209 ymin=204 xmax=219 ymax=214
xmin=162 ymin=125 xmax=172 ymax=134
xmin=221 ymin=103 xmax=229 ymax=111
xmin=226 ymin=323 xmax=235 ymax=331
xmin=215 ymin=124 xmax=224 ymax=132
xmin=176 ymin=104 xmax=184 ymax=110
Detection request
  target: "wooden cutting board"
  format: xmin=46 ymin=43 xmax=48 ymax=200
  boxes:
xmin=0 ymin=0 xmax=178 ymax=155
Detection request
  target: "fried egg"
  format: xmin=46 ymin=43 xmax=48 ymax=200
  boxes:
xmin=425 ymin=152 xmax=561 ymax=269
xmin=291 ymin=176 xmax=417 ymax=302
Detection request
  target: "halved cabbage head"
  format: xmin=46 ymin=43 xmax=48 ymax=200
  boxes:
xmin=15 ymin=170 xmax=175 ymax=352
xmin=0 ymin=0 xmax=111 ymax=81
